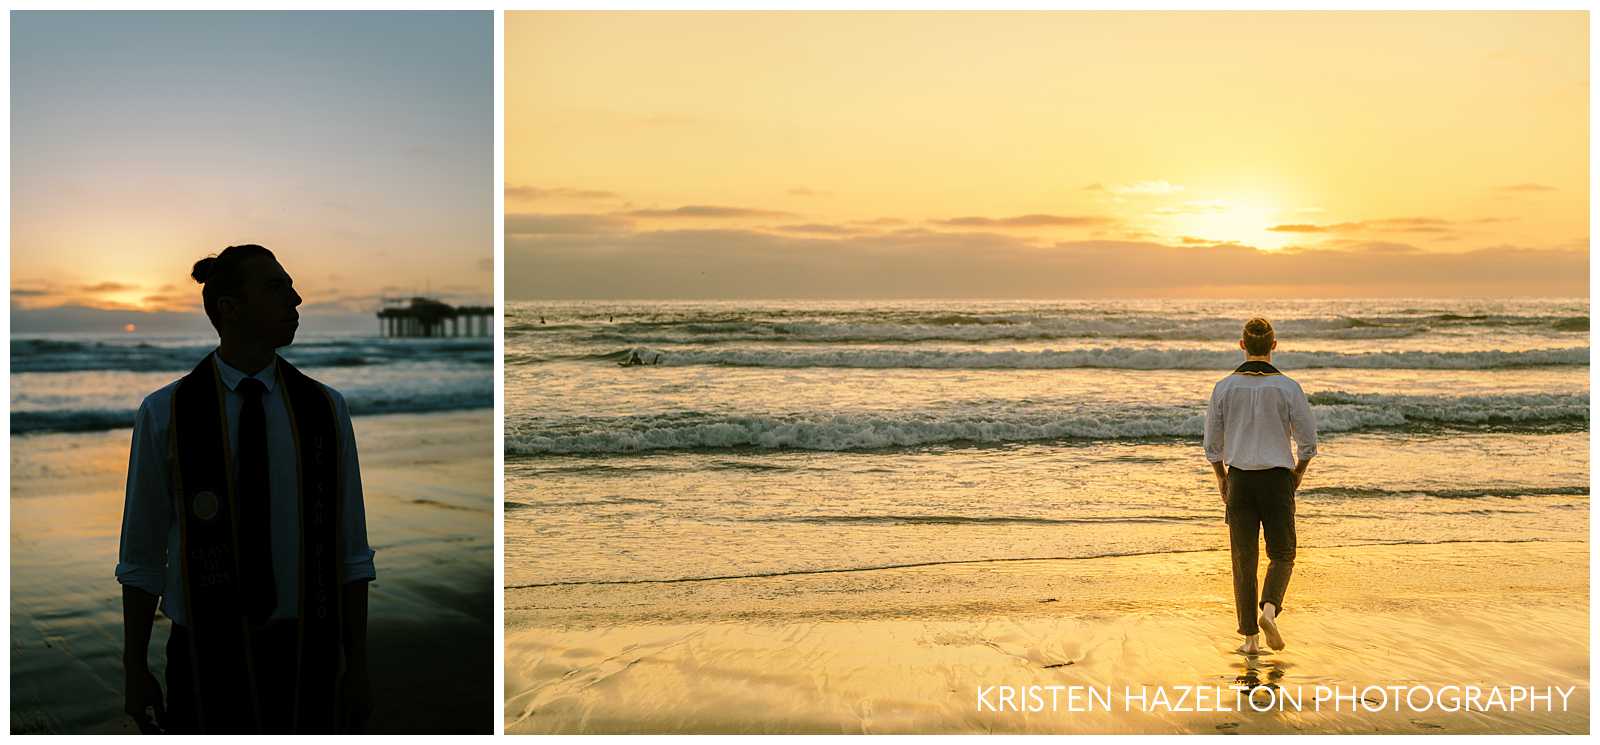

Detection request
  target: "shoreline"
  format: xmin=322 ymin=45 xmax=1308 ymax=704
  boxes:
xmin=506 ymin=536 xmax=1574 ymax=591
xmin=506 ymin=540 xmax=1589 ymax=734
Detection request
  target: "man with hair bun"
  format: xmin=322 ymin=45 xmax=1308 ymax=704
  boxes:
xmin=1203 ymin=317 xmax=1318 ymax=655
xmin=115 ymin=244 xmax=376 ymax=733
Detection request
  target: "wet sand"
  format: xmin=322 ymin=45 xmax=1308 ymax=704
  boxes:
xmin=506 ymin=540 xmax=1588 ymax=734
xmin=11 ymin=409 xmax=492 ymax=734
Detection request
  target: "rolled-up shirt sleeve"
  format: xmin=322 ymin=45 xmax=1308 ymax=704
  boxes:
xmin=333 ymin=390 xmax=376 ymax=583
xmin=1203 ymin=381 xmax=1226 ymax=463
xmin=116 ymin=398 xmax=170 ymax=596
xmin=1289 ymin=382 xmax=1319 ymax=461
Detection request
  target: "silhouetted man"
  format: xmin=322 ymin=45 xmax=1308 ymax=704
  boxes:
xmin=1203 ymin=317 xmax=1317 ymax=655
xmin=117 ymin=244 xmax=376 ymax=733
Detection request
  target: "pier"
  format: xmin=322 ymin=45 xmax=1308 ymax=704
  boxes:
xmin=377 ymin=297 xmax=493 ymax=338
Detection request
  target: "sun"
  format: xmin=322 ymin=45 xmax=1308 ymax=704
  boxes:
xmin=1159 ymin=198 xmax=1293 ymax=251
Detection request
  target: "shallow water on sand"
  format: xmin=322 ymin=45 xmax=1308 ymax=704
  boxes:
xmin=10 ymin=411 xmax=493 ymax=734
xmin=506 ymin=542 xmax=1589 ymax=734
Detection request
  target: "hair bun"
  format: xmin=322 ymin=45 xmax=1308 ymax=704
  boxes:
xmin=191 ymin=256 xmax=218 ymax=284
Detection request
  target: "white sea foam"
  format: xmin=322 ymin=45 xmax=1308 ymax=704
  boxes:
xmin=510 ymin=306 xmax=1589 ymax=345
xmin=508 ymin=391 xmax=1588 ymax=454
xmin=579 ymin=346 xmax=1589 ymax=371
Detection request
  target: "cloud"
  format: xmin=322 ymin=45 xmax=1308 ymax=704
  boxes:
xmin=1494 ymin=183 xmax=1557 ymax=192
xmin=1344 ymin=241 xmax=1425 ymax=253
xmin=623 ymin=205 xmax=797 ymax=219
xmin=1389 ymin=226 xmax=1453 ymax=234
xmin=506 ymin=185 xmax=620 ymax=202
xmin=1270 ymin=217 xmax=1459 ymax=234
xmin=931 ymin=214 xmax=1115 ymax=228
xmin=787 ymin=187 xmax=830 ymax=197
xmin=775 ymin=223 xmax=860 ymax=236
xmin=1370 ymin=217 xmax=1451 ymax=227
xmin=81 ymin=281 xmax=138 ymax=293
xmin=1152 ymin=199 xmax=1229 ymax=215
xmin=10 ymin=304 xmax=216 ymax=334
xmin=508 ymin=228 xmax=1587 ymax=299
xmin=1267 ymin=224 xmax=1328 ymax=233
xmin=139 ymin=293 xmax=192 ymax=310
xmin=505 ymin=213 xmax=633 ymax=235
xmin=12 ymin=281 xmax=185 ymax=312
xmin=1082 ymin=183 xmax=1106 ymax=192
xmin=1112 ymin=180 xmax=1184 ymax=195
xmin=851 ymin=217 xmax=907 ymax=226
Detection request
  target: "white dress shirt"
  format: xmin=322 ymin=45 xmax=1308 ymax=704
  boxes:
xmin=115 ymin=352 xmax=376 ymax=627
xmin=1203 ymin=366 xmax=1319 ymax=470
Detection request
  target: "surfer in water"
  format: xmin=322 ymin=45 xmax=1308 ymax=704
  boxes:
xmin=620 ymin=349 xmax=662 ymax=367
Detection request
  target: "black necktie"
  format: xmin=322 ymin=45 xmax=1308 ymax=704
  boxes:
xmin=236 ymin=377 xmax=276 ymax=624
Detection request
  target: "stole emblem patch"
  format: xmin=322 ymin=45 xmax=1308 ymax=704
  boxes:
xmin=193 ymin=490 xmax=220 ymax=521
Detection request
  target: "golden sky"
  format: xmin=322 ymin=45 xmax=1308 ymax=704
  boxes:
xmin=507 ymin=11 xmax=1588 ymax=298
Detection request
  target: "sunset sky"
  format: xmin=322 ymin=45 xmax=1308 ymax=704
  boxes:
xmin=507 ymin=11 xmax=1587 ymax=299
xmin=12 ymin=11 xmax=491 ymax=333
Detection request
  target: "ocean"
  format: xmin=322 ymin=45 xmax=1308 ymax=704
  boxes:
xmin=11 ymin=332 xmax=494 ymax=435
xmin=505 ymin=299 xmax=1589 ymax=589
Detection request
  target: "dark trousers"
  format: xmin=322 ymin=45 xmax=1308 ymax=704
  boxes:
xmin=1225 ymin=466 xmax=1297 ymax=636
xmin=164 ymin=621 xmax=298 ymax=734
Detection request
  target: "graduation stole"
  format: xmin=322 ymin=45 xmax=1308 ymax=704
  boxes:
xmin=169 ymin=353 xmax=345 ymax=732
xmin=1233 ymin=360 xmax=1282 ymax=376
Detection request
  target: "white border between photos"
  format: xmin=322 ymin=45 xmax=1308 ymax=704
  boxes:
xmin=494 ymin=6 xmax=508 ymax=740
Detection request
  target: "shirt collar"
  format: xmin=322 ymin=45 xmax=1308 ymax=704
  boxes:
xmin=1233 ymin=360 xmax=1282 ymax=376
xmin=213 ymin=351 xmax=279 ymax=393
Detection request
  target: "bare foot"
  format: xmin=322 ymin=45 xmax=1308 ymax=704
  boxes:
xmin=1235 ymin=636 xmax=1260 ymax=655
xmin=1259 ymin=612 xmax=1285 ymax=651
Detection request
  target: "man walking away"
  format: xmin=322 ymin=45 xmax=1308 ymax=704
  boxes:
xmin=1203 ymin=317 xmax=1318 ymax=654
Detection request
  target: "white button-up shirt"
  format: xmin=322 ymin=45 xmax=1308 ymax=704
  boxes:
xmin=115 ymin=352 xmax=377 ymax=627
xmin=1203 ymin=364 xmax=1319 ymax=470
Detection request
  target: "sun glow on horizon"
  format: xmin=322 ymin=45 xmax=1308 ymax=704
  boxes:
xmin=507 ymin=12 xmax=1588 ymax=299
xmin=12 ymin=12 xmax=493 ymax=330
xmin=1154 ymin=198 xmax=1293 ymax=251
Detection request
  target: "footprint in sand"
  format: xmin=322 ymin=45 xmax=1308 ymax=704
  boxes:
xmin=1215 ymin=722 xmax=1240 ymax=730
xmin=1410 ymin=719 xmax=1444 ymax=730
